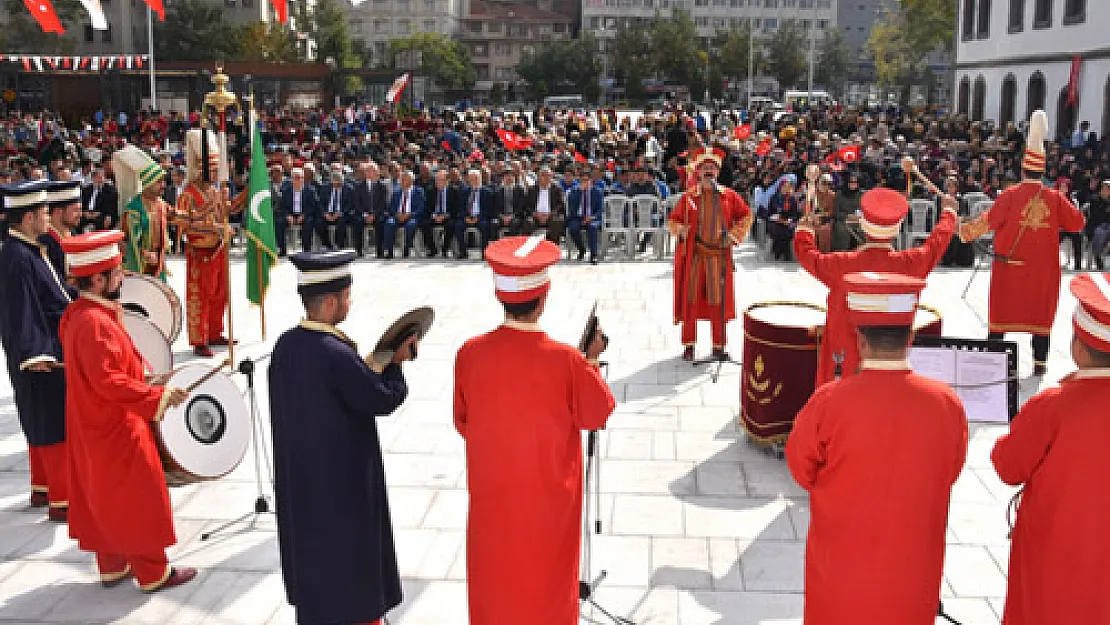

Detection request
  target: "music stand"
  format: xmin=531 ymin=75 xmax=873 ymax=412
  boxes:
xmin=201 ymin=353 xmax=274 ymax=540
xmin=577 ymin=307 xmax=632 ymax=625
xmin=693 ymin=208 xmax=741 ymax=383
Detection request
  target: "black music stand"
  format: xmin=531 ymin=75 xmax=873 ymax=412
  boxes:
xmin=201 ymin=354 xmax=274 ymax=540
xmin=693 ymin=208 xmax=741 ymax=383
xmin=938 ymin=601 xmax=962 ymax=625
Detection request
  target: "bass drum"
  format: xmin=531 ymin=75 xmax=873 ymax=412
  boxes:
xmin=155 ymin=364 xmax=249 ymax=485
xmin=122 ymin=311 xmax=173 ymax=374
xmin=121 ymin=273 xmax=182 ymax=345
xmin=740 ymin=301 xmax=826 ymax=452
xmin=914 ymin=304 xmax=943 ymax=336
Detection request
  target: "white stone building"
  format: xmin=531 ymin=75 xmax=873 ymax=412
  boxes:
xmin=344 ymin=0 xmax=467 ymax=68
xmin=955 ymin=0 xmax=1105 ymax=139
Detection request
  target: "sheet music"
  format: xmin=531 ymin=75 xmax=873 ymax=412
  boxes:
xmin=909 ymin=346 xmax=1010 ymax=423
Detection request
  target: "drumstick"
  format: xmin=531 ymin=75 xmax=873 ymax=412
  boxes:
xmin=183 ymin=358 xmax=231 ymax=394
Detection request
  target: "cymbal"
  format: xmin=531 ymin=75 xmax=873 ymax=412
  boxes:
xmin=369 ymin=306 xmax=435 ymax=367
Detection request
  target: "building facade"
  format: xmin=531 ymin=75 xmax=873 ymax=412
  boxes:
xmin=344 ymin=0 xmax=466 ymax=68
xmin=956 ymin=0 xmax=1104 ymax=139
xmin=455 ymin=0 xmax=573 ymax=94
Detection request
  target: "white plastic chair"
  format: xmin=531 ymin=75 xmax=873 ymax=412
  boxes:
xmin=601 ymin=195 xmax=632 ymax=260
xmin=905 ymin=199 xmax=934 ymax=248
xmin=630 ymin=194 xmax=665 ymax=259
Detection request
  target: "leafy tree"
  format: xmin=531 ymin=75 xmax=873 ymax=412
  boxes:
xmin=715 ymin=26 xmax=759 ymax=82
xmin=388 ymin=32 xmax=476 ymax=91
xmin=865 ymin=0 xmax=955 ymax=100
xmin=516 ymin=35 xmax=600 ymax=102
xmin=312 ymin=0 xmax=361 ymax=95
xmin=764 ymin=21 xmax=808 ymax=90
xmin=488 ymin=81 xmax=504 ymax=105
xmin=154 ymin=0 xmax=243 ymax=61
xmin=236 ymin=23 xmax=300 ymax=63
xmin=866 ymin=9 xmax=913 ymax=91
xmin=648 ymin=9 xmax=702 ymax=89
xmin=814 ymin=30 xmax=852 ymax=95
xmin=1 ymin=0 xmax=81 ymax=54
xmin=611 ymin=19 xmax=653 ymax=87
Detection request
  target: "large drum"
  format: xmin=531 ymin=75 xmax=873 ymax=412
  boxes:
xmin=123 ymin=311 xmax=173 ymax=374
xmin=740 ymin=301 xmax=826 ymax=447
xmin=121 ymin=273 xmax=183 ymax=344
xmin=155 ymin=364 xmax=249 ymax=485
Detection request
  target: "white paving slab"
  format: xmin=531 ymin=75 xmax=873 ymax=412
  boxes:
xmin=0 ymin=244 xmax=1072 ymax=623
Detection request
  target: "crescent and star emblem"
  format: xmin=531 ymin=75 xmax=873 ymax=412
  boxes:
xmin=250 ymin=190 xmax=271 ymax=224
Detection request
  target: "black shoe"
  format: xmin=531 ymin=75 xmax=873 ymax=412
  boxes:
xmin=278 ymin=249 xmax=287 ymax=258
xmin=356 ymin=250 xmax=364 ymax=257
xmin=577 ymin=250 xmax=585 ymax=261
xmin=589 ymin=256 xmax=598 ymax=265
xmin=402 ymin=249 xmax=410 ymax=258
xmin=1033 ymin=363 xmax=1047 ymax=376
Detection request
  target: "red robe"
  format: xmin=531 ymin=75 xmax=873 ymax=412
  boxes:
xmin=453 ymin=324 xmax=615 ymax=625
xmin=667 ymin=186 xmax=752 ymax=324
xmin=59 ymin=295 xmax=175 ymax=555
xmin=979 ymin=182 xmax=1085 ymax=334
xmin=794 ymin=208 xmax=955 ymax=385
xmin=786 ymin=364 xmax=968 ymax=625
xmin=177 ymin=184 xmax=229 ymax=346
xmin=991 ymin=369 xmax=1110 ymax=625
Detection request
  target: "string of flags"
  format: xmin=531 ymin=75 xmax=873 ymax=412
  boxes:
xmin=4 ymin=54 xmax=150 ymax=72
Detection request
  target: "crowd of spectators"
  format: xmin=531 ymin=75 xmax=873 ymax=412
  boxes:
xmin=1 ymin=100 xmax=1108 ymax=270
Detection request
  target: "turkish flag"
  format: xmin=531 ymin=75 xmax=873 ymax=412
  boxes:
xmin=270 ymin=0 xmax=288 ymax=24
xmin=754 ymin=137 xmax=773 ymax=157
xmin=733 ymin=124 xmax=751 ymax=140
xmin=573 ymin=151 xmax=587 ymax=163
xmin=23 ymin=0 xmax=64 ymax=33
xmin=495 ymin=128 xmax=532 ymax=150
xmin=1067 ymin=55 xmax=1081 ymax=107
xmin=142 ymin=0 xmax=164 ymax=20
xmin=441 ymin=140 xmax=452 ymax=152
xmin=837 ymin=145 xmax=861 ymax=163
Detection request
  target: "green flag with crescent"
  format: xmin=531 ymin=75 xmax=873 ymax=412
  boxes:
xmin=245 ymin=109 xmax=277 ymax=306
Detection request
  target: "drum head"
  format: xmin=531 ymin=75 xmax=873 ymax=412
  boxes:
xmin=746 ymin=302 xmax=826 ymax=328
xmin=121 ymin=274 xmax=183 ymax=344
xmin=159 ymin=364 xmax=249 ymax=480
xmin=913 ymin=306 xmax=941 ymax=329
xmin=122 ymin=312 xmax=173 ymax=374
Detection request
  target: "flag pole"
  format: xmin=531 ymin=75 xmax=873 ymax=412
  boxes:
xmin=257 ymin=246 xmax=266 ymax=339
xmin=246 ymin=88 xmax=266 ymax=340
xmin=205 ymin=65 xmax=238 ymax=366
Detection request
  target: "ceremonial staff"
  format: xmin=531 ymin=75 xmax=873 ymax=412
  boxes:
xmin=205 ymin=66 xmax=238 ymax=365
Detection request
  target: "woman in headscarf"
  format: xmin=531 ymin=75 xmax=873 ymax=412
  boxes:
xmin=831 ymin=172 xmax=862 ymax=251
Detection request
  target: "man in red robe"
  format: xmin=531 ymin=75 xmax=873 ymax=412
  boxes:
xmin=795 ymin=188 xmax=956 ymax=385
xmin=58 ymin=230 xmax=196 ymax=592
xmin=991 ymin=272 xmax=1110 ymax=625
xmin=960 ymin=110 xmax=1086 ymax=375
xmin=786 ymin=272 xmax=968 ymax=625
xmin=454 ymin=235 xmax=616 ymax=625
xmin=666 ymin=146 xmax=753 ymax=361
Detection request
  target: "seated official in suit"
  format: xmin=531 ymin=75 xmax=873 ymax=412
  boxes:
xmin=567 ymin=170 xmax=605 ymax=264
xmin=520 ymin=166 xmax=567 ymax=244
xmin=386 ymin=170 xmax=424 ymax=258
xmin=81 ymin=168 xmax=119 ymax=231
xmin=492 ymin=170 xmax=523 ymax=240
xmin=456 ymin=169 xmax=493 ymax=259
xmin=277 ymin=168 xmax=320 ymax=254
xmin=318 ymin=170 xmax=352 ymax=251
xmin=422 ymin=169 xmax=459 ymax=258
xmin=349 ymin=161 xmax=382 ymax=258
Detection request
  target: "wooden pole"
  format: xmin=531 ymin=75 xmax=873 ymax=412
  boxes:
xmin=218 ymin=108 xmax=236 ymax=367
xmin=257 ymin=246 xmax=267 ymax=340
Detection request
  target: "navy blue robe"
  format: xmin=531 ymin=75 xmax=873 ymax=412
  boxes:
xmin=0 ymin=233 xmax=71 ymax=446
xmin=38 ymin=230 xmax=67 ymax=281
xmin=269 ymin=324 xmax=408 ymax=625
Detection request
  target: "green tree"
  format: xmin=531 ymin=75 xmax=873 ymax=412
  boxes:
xmin=814 ymin=30 xmax=852 ymax=95
xmin=649 ymin=10 xmax=702 ymax=88
xmin=389 ymin=32 xmax=476 ymax=91
xmin=516 ymin=36 xmax=600 ymax=102
xmin=312 ymin=0 xmax=361 ymax=95
xmin=715 ymin=26 xmax=758 ymax=82
xmin=154 ymin=0 xmax=243 ymax=61
xmin=611 ymin=19 xmax=652 ymax=92
xmin=866 ymin=10 xmax=913 ymax=92
xmin=1 ymin=0 xmax=81 ymax=54
xmin=865 ymin=0 xmax=955 ymax=100
xmin=764 ymin=21 xmax=807 ymax=90
xmin=236 ymin=23 xmax=300 ymax=63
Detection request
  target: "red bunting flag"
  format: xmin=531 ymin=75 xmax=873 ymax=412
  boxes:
xmin=270 ymin=0 xmax=288 ymax=24
xmin=573 ymin=151 xmax=587 ymax=163
xmin=754 ymin=137 xmax=773 ymax=157
xmin=495 ymin=128 xmax=533 ymax=151
xmin=733 ymin=124 xmax=751 ymax=140
xmin=143 ymin=0 xmax=164 ymax=20
xmin=440 ymin=140 xmax=451 ymax=151
xmin=386 ymin=73 xmax=410 ymax=104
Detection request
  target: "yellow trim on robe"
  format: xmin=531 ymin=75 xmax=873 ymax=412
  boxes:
xmin=140 ymin=565 xmax=173 ymax=592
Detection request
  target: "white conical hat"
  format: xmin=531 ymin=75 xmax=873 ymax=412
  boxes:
xmin=184 ymin=128 xmax=220 ymax=182
xmin=111 ymin=145 xmax=164 ymax=211
xmin=1022 ymin=110 xmax=1048 ymax=173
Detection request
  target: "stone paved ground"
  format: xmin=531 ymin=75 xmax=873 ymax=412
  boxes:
xmin=0 ymin=238 xmax=1085 ymax=624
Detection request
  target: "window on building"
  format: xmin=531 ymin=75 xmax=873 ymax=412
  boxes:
xmin=224 ymin=0 xmax=235 ymax=6
xmin=469 ymin=20 xmax=483 ymax=33
xmin=1033 ymin=0 xmax=1051 ymax=28
xmin=374 ymin=19 xmax=388 ymax=33
xmin=818 ymin=19 xmax=828 ymax=28
xmin=764 ymin=17 xmax=778 ymax=29
xmin=1000 ymin=74 xmax=1017 ymax=126
xmin=695 ymin=0 xmax=708 ymax=6
xmin=242 ymin=0 xmax=252 ymax=7
xmin=424 ymin=20 xmax=436 ymax=31
xmin=695 ymin=16 xmax=708 ymax=27
xmin=473 ymin=43 xmax=487 ymax=56
xmin=962 ymin=0 xmax=975 ymax=39
xmin=425 ymin=0 xmax=435 ymax=9
xmin=972 ymin=76 xmax=987 ymax=121
xmin=538 ymin=24 xmax=552 ymax=35
xmin=589 ymin=16 xmax=600 ymax=28
xmin=1008 ymin=0 xmax=1023 ymax=32
xmin=398 ymin=19 xmax=410 ymax=34
xmin=397 ymin=0 xmax=409 ymax=10
xmin=957 ymin=77 xmax=970 ymax=115
xmin=84 ymin=24 xmax=94 ymax=42
xmin=521 ymin=44 xmax=534 ymax=56
xmin=976 ymin=0 xmax=990 ymax=37
xmin=475 ymin=64 xmax=490 ymax=80
xmin=1063 ymin=0 xmax=1085 ymax=24
xmin=764 ymin=0 xmax=777 ymax=7
xmin=553 ymin=23 xmax=565 ymax=33
xmin=713 ymin=17 xmax=727 ymax=28
xmin=488 ymin=21 xmax=502 ymax=33
xmin=1027 ymin=71 xmax=1046 ymax=117
xmin=102 ymin=25 xmax=112 ymax=42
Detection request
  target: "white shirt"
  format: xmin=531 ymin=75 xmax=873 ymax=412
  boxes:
xmin=398 ymin=187 xmax=412 ymax=214
xmin=469 ymin=188 xmax=481 ymax=217
xmin=536 ymin=187 xmax=551 ymax=215
xmin=292 ymin=189 xmax=302 ymax=214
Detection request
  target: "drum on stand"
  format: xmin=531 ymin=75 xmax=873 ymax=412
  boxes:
xmin=122 ymin=311 xmax=173 ymax=374
xmin=914 ymin=304 xmax=943 ymax=336
xmin=155 ymin=363 xmax=249 ymax=485
xmin=740 ymin=301 xmax=826 ymax=455
xmin=121 ymin=273 xmax=183 ymax=344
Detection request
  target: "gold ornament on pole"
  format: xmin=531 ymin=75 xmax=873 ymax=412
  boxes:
xmin=205 ymin=65 xmax=239 ymax=366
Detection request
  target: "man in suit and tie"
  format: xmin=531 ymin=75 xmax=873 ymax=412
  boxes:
xmin=521 ymin=166 xmax=567 ymax=244
xmin=422 ymin=169 xmax=459 ymax=258
xmin=80 ymin=167 xmax=119 ymax=232
xmin=567 ymin=169 xmax=605 ymax=264
xmin=387 ymin=170 xmax=424 ymax=258
xmin=492 ymin=169 xmax=523 ymax=240
xmin=276 ymin=168 xmax=319 ymax=255
xmin=456 ymin=169 xmax=493 ymax=259
xmin=318 ymin=170 xmax=351 ymax=250
xmin=352 ymin=160 xmax=392 ymax=258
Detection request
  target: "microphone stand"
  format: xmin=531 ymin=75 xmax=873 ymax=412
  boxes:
xmin=201 ymin=353 xmax=275 ymax=540
xmin=693 ymin=183 xmax=741 ymax=383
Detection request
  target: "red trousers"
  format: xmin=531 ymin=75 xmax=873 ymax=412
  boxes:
xmin=28 ymin=442 xmax=68 ymax=509
xmin=185 ymin=245 xmax=228 ymax=347
xmin=681 ymin=318 xmax=727 ymax=349
xmin=96 ymin=551 xmax=170 ymax=590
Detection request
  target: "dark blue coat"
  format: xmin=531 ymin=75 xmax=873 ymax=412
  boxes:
xmin=268 ymin=324 xmax=408 ymax=625
xmin=0 ymin=232 xmax=71 ymax=446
